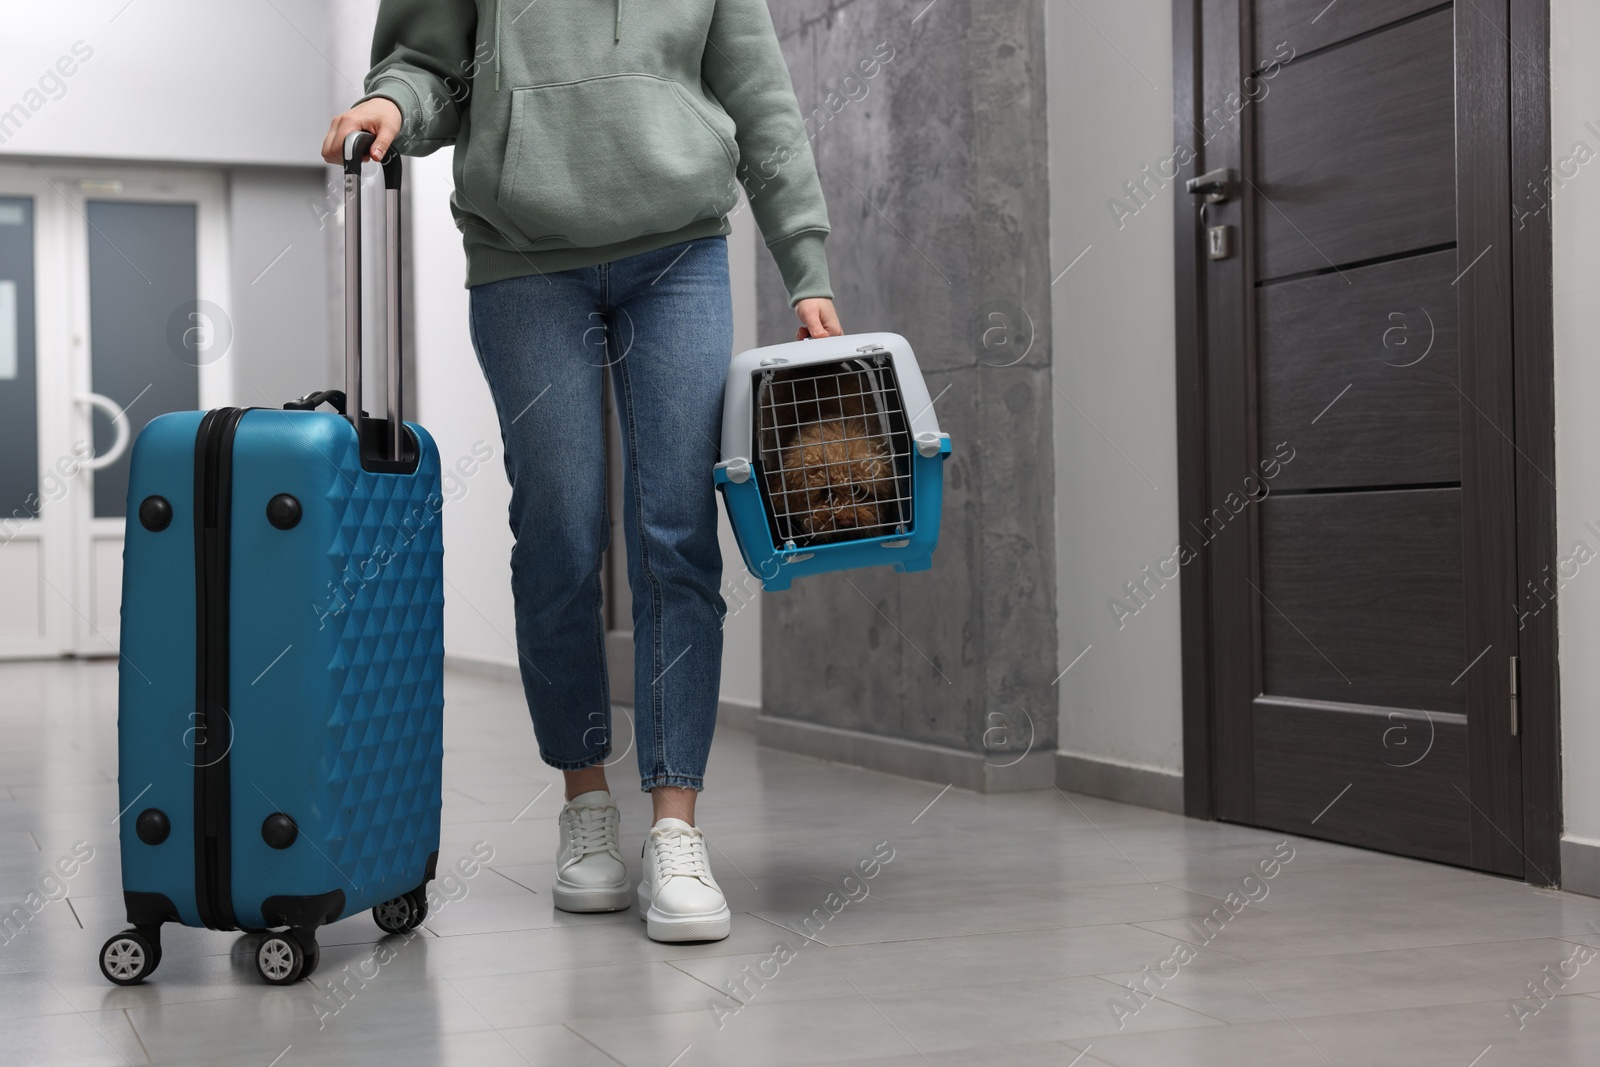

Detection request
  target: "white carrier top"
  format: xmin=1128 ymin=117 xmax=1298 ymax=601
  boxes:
xmin=719 ymin=332 xmax=943 ymax=465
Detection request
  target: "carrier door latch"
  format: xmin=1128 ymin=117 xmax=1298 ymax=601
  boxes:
xmin=715 ymin=458 xmax=751 ymax=484
xmin=1509 ymin=655 xmax=1520 ymax=736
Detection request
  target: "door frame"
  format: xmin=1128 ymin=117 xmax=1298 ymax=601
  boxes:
xmin=0 ymin=158 xmax=230 ymax=659
xmin=1170 ymin=0 xmax=1561 ymax=883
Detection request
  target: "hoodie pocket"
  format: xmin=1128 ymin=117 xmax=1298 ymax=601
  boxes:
xmin=497 ymin=74 xmax=741 ymax=248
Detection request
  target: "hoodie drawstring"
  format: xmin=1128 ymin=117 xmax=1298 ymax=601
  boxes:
xmin=614 ymin=0 xmax=623 ymax=43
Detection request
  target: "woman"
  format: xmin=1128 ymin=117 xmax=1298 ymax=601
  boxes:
xmin=321 ymin=0 xmax=841 ymax=943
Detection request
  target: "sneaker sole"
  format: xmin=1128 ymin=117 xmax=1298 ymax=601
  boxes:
xmin=645 ymin=911 xmax=732 ymax=942
xmin=552 ymin=879 xmax=633 ymax=913
xmin=636 ymin=884 xmax=732 ymax=942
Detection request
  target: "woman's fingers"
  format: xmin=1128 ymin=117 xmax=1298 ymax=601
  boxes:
xmin=793 ymin=298 xmax=843 ymax=341
xmin=320 ymin=114 xmax=365 ymax=165
xmin=819 ymin=301 xmax=843 ymax=337
xmin=794 ymin=302 xmax=820 ymax=341
xmin=369 ymin=102 xmax=402 ymax=161
xmin=319 ymin=99 xmax=404 ymax=165
xmin=320 ymin=117 xmax=344 ymax=165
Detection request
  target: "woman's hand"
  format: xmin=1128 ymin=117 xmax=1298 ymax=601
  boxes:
xmin=795 ymin=298 xmax=843 ymax=340
xmin=321 ymin=98 xmax=404 ymax=166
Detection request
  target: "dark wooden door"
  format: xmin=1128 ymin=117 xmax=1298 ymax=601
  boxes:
xmin=1180 ymin=1 xmax=1535 ymax=874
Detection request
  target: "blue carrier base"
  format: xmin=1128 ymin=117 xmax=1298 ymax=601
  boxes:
xmin=715 ymin=434 xmax=952 ymax=591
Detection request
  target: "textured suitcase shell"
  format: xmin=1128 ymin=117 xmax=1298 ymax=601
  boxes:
xmin=117 ymin=408 xmax=444 ymax=930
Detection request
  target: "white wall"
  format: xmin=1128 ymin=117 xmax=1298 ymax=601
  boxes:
xmin=1046 ymin=0 xmax=1184 ymax=777
xmin=1552 ymin=0 xmax=1600 ymax=851
xmin=409 ymin=148 xmax=764 ymax=705
xmin=0 ymin=0 xmax=341 ymax=167
xmin=227 ymin=169 xmax=337 ymax=407
xmin=409 ymin=151 xmax=519 ymax=672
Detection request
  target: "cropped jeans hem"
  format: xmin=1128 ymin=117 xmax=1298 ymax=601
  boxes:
xmin=539 ymin=748 xmax=613 ymax=773
xmin=639 ymin=773 xmax=705 ymax=793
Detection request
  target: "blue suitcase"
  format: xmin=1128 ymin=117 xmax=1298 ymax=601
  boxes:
xmin=99 ymin=134 xmax=445 ymax=986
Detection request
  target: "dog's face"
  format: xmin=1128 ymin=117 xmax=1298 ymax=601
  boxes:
xmin=769 ymin=418 xmax=897 ymax=543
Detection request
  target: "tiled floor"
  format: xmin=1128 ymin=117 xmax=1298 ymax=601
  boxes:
xmin=5 ymin=659 xmax=1600 ymax=1066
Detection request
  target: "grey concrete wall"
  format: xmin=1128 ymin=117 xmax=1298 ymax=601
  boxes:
xmin=757 ymin=0 xmax=1059 ymax=781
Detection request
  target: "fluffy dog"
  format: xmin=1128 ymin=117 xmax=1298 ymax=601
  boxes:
xmin=768 ymin=417 xmax=897 ymax=543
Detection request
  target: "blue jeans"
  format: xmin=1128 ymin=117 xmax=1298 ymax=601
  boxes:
xmin=468 ymin=237 xmax=731 ymax=792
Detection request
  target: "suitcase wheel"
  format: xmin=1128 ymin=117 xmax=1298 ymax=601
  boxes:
xmin=256 ymin=929 xmax=317 ymax=985
xmin=100 ymin=928 xmax=161 ymax=985
xmin=372 ymin=890 xmax=428 ymax=935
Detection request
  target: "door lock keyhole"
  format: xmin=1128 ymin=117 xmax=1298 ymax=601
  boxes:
xmin=1208 ymin=224 xmax=1236 ymax=260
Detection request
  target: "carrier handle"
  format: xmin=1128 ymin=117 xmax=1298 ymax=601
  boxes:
xmin=342 ymin=130 xmax=405 ymax=463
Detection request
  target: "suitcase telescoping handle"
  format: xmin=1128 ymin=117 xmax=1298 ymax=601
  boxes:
xmin=342 ymin=130 xmax=405 ymax=463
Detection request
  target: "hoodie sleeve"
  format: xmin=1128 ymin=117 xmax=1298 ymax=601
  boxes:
xmin=357 ymin=0 xmax=480 ymax=155
xmin=702 ymin=0 xmax=834 ymax=306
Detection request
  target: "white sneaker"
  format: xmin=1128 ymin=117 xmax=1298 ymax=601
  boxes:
xmin=552 ymin=791 xmax=631 ymax=913
xmin=637 ymin=818 xmax=732 ymax=942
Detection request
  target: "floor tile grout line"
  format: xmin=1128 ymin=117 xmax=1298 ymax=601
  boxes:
xmin=1088 ymin=972 xmax=1235 ymax=1027
xmin=560 ymin=1022 xmax=630 ymax=1066
xmin=748 ymin=909 xmax=830 ymax=947
xmin=121 ymin=1006 xmax=152 ymax=1065
xmin=1119 ymin=920 xmax=1600 ymax=969
xmin=844 ymin=975 xmax=938 ymax=1066
xmin=480 ymin=1026 xmax=537 ymax=1066
xmin=484 ymin=865 xmax=544 ymax=895
xmin=1081 ymin=975 xmax=1600 ymax=1032
xmin=664 ymin=956 xmax=744 ymax=1002
xmin=1118 ymin=922 xmax=1255 ymax=960
xmin=38 ymin=974 xmax=142 ymax=1067
xmin=441 ymin=975 xmax=514 ymax=1037
xmin=738 ymin=909 xmax=1280 ymax=951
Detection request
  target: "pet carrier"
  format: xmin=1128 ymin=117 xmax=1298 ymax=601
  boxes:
xmin=714 ymin=332 xmax=952 ymax=591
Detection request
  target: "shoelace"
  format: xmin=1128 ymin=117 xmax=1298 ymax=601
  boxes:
xmin=563 ymin=805 xmax=619 ymax=863
xmin=651 ymin=826 xmax=712 ymax=881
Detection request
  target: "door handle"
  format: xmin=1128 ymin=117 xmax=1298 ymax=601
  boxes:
xmin=75 ymin=392 xmax=132 ymax=472
xmin=1187 ymin=167 xmax=1237 ymax=204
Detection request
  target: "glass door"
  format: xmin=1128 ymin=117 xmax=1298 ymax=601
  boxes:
xmin=0 ymin=187 xmax=59 ymax=657
xmin=0 ymin=162 xmax=228 ymax=659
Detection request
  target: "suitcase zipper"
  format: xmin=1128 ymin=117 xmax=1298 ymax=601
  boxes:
xmin=192 ymin=407 xmax=248 ymax=931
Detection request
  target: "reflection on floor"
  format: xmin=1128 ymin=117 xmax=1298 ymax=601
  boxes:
xmin=5 ymin=659 xmax=1600 ymax=1065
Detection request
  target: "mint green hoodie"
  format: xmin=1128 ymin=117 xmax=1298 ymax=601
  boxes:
xmin=359 ymin=0 xmax=832 ymax=304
